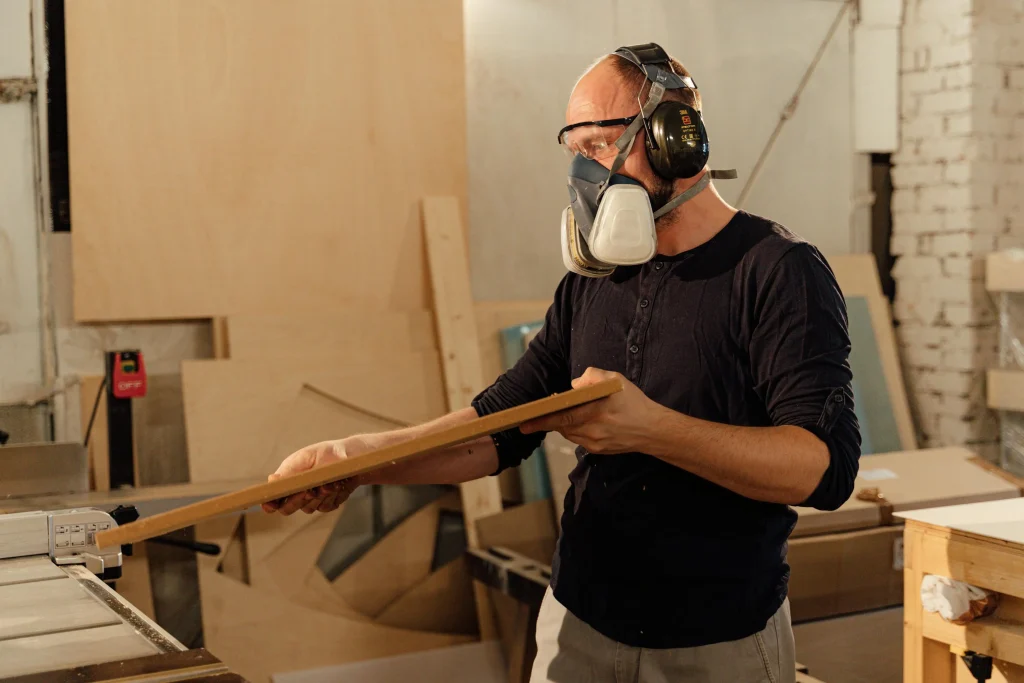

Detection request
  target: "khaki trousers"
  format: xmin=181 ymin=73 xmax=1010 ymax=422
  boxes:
xmin=529 ymin=588 xmax=796 ymax=683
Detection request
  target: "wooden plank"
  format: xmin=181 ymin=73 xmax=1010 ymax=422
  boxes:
xmin=374 ymin=557 xmax=477 ymax=635
xmin=0 ymin=479 xmax=260 ymax=514
xmin=212 ymin=318 xmax=230 ymax=359
xmin=898 ymin=498 xmax=1024 ymax=550
xmin=989 ymin=369 xmax=1024 ymax=412
xmin=987 ymin=251 xmax=1024 ymax=292
xmin=828 ymin=254 xmax=917 ymax=450
xmin=0 ymin=649 xmax=226 ymax=683
xmin=0 ymin=623 xmax=162 ymax=679
xmin=80 ymin=376 xmax=109 ymax=491
xmin=65 ymin=0 xmax=466 ymax=322
xmin=917 ymin=525 xmax=1024 ymax=600
xmin=0 ymin=577 xmax=121 ymax=640
xmin=422 ymin=196 xmax=506 ymax=639
xmin=923 ymin=612 xmax=1024 ymax=668
xmin=0 ymin=442 xmax=88 ymax=497
xmin=182 ymin=353 xmax=448 ymax=484
xmin=96 ymin=379 xmax=621 ymax=549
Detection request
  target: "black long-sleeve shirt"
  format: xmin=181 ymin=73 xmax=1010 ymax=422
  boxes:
xmin=472 ymin=211 xmax=861 ymax=649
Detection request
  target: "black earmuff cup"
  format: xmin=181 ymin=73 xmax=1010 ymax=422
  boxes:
xmin=646 ymin=102 xmax=710 ymax=180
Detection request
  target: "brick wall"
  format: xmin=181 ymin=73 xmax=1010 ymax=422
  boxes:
xmin=892 ymin=0 xmax=1024 ymax=457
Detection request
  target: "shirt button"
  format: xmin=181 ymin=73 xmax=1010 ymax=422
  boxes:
xmin=640 ymin=298 xmax=650 ymax=308
xmin=630 ymin=344 xmax=639 ymax=354
xmin=654 ymin=262 xmax=663 ymax=270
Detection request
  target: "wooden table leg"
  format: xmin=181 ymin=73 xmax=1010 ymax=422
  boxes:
xmin=904 ymin=525 xmax=955 ymax=683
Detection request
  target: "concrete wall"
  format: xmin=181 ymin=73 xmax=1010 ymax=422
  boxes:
xmin=892 ymin=0 xmax=1024 ymax=457
xmin=465 ymin=0 xmax=859 ymax=300
xmin=0 ymin=0 xmax=46 ymax=441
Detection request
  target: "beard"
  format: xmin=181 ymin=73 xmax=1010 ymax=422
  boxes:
xmin=645 ymin=175 xmax=675 ymax=215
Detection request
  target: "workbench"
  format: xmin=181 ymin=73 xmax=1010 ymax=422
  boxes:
xmin=900 ymin=497 xmax=1024 ymax=683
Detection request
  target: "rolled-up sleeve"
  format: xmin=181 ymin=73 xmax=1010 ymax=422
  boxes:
xmin=748 ymin=244 xmax=862 ymax=511
xmin=472 ymin=276 xmax=574 ymax=474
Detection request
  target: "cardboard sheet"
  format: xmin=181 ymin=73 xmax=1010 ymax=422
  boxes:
xmin=95 ymin=379 xmax=621 ymax=548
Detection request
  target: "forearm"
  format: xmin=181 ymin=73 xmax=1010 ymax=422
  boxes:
xmin=349 ymin=407 xmax=500 ymax=486
xmin=644 ymin=406 xmax=829 ymax=505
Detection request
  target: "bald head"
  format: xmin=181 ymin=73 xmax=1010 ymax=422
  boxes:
xmin=566 ymin=53 xmax=701 ymax=129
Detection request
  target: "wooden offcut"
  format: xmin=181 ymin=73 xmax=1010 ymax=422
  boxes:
xmin=66 ymin=0 xmax=467 ymax=322
xmin=987 ymin=250 xmax=1024 ymax=292
xmin=95 ymin=379 xmax=621 ymax=549
xmin=988 ymin=369 xmax=1024 ymax=412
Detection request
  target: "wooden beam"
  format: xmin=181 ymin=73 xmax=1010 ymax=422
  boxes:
xmin=422 ymin=195 xmax=504 ymax=638
xmin=94 ymin=380 xmax=621 ymax=549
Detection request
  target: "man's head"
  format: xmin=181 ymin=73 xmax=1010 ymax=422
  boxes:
xmin=562 ymin=51 xmax=703 ymax=215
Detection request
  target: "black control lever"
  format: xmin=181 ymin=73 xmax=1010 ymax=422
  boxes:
xmin=962 ymin=651 xmax=993 ymax=683
xmin=109 ymin=505 xmax=139 ymax=557
xmin=146 ymin=535 xmax=221 ymax=556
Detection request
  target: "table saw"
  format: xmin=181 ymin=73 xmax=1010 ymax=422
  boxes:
xmin=0 ymin=506 xmax=244 ymax=682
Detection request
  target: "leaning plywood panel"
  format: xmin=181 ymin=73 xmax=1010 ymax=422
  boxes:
xmin=198 ymin=570 xmax=473 ymax=683
xmin=828 ymin=254 xmax=917 ymax=451
xmin=65 ymin=0 xmax=466 ymax=321
xmin=182 ymin=352 xmax=448 ymax=484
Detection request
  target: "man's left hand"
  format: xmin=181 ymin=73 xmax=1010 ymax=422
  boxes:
xmin=520 ymin=367 xmax=663 ymax=454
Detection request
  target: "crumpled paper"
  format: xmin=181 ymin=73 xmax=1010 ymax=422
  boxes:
xmin=921 ymin=575 xmax=999 ymax=625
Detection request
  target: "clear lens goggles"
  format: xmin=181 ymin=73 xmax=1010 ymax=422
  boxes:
xmin=557 ymin=115 xmax=637 ymax=160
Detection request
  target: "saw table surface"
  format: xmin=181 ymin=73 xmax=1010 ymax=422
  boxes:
xmin=0 ymin=557 xmax=183 ymax=679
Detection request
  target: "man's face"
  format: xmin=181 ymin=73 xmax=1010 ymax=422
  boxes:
xmin=564 ymin=61 xmax=675 ymax=213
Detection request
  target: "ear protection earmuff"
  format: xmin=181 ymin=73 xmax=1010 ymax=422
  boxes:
xmin=612 ymin=44 xmax=712 ymax=180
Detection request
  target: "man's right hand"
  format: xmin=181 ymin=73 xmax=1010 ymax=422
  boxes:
xmin=261 ymin=438 xmax=365 ymax=516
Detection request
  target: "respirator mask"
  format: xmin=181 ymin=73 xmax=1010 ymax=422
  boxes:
xmin=558 ymin=43 xmax=737 ymax=278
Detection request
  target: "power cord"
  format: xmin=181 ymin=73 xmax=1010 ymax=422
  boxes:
xmin=83 ymin=377 xmax=107 ymax=447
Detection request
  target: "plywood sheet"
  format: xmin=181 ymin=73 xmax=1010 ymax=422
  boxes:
xmin=897 ymin=497 xmax=1024 ymax=547
xmin=989 ymin=369 xmax=1024 ymax=412
xmin=98 ymin=380 xmax=621 ymax=548
xmin=332 ymin=498 xmax=444 ymax=617
xmin=198 ymin=570 xmax=472 ymax=683
xmin=0 ymin=442 xmax=88 ymax=497
xmin=65 ymin=0 xmax=466 ymax=322
xmin=796 ymin=446 xmax=1020 ymax=536
xmin=0 ymin=623 xmax=162 ymax=679
xmin=474 ymin=301 xmax=552 ymax=385
xmin=987 ymin=250 xmax=1024 ymax=292
xmin=375 ymin=557 xmax=477 ymax=635
xmin=182 ymin=352 xmax=448 ymax=484
xmin=271 ymin=641 xmax=504 ymax=683
xmin=227 ymin=311 xmax=438 ymax=360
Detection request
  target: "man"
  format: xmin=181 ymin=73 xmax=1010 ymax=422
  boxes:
xmin=264 ymin=43 xmax=860 ymax=683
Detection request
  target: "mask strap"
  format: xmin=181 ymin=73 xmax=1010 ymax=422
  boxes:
xmin=652 ymin=172 xmax=712 ymax=219
xmin=603 ymin=81 xmax=666 ymax=184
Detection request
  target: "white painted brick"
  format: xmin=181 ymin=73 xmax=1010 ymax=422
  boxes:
xmin=944 ymin=300 xmax=998 ymax=326
xmin=942 ymin=64 xmax=975 ymax=89
xmin=918 ymin=137 xmax=992 ymax=163
xmin=946 ymin=208 xmax=1002 ymax=233
xmin=1014 ymin=117 xmax=1024 ymax=138
xmin=1011 ymin=69 xmax=1024 ymax=90
xmin=975 ymin=64 xmax=1009 ymax=89
xmin=991 ymin=94 xmax=1023 ymax=121
xmin=944 ymin=161 xmax=972 ymax=184
xmin=896 ymin=294 xmax=944 ymax=325
xmin=940 ymin=256 xmax=985 ymax=279
xmin=901 ymin=48 xmax=921 ymax=73
xmin=921 ymin=89 xmax=973 ymax=114
xmin=935 ymin=415 xmax=984 ymax=443
xmin=933 ymin=277 xmax=990 ymax=305
xmin=942 ymin=348 xmax=979 ymax=372
xmin=997 ymin=233 xmax=1024 ymax=250
xmin=891 ymin=233 xmax=919 ymax=256
xmin=974 ymin=0 xmax=1024 ymax=22
xmin=901 ymin=93 xmax=922 ymax=119
xmin=998 ymin=142 xmax=1024 ymax=163
xmin=914 ymin=391 xmax=945 ymax=418
xmin=903 ymin=70 xmax=946 ymax=95
xmin=930 ymin=40 xmax=973 ymax=67
xmin=903 ymin=22 xmax=946 ymax=50
xmin=892 ymin=188 xmax=921 ymax=213
xmin=896 ymin=324 xmax=944 ymax=349
xmin=997 ymin=184 xmax=1022 ymax=209
xmin=891 ymin=163 xmax=945 ymax=188
xmin=901 ymin=114 xmax=945 ymax=140
xmin=912 ymin=369 xmax=978 ymax=396
xmin=944 ymin=112 xmax=974 ymax=136
xmin=903 ymin=344 xmax=944 ymax=368
xmin=932 ymin=233 xmax=975 ymax=256
xmin=937 ymin=391 xmax=985 ymax=416
xmin=918 ymin=0 xmax=973 ymax=22
xmin=999 ymin=43 xmax=1024 ymax=65
xmin=920 ymin=185 xmax=973 ymax=211
xmin=893 ymin=210 xmax=946 ymax=235
xmin=893 ymin=255 xmax=944 ymax=279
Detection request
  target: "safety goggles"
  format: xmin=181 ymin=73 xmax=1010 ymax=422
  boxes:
xmin=556 ymin=115 xmax=639 ymax=160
